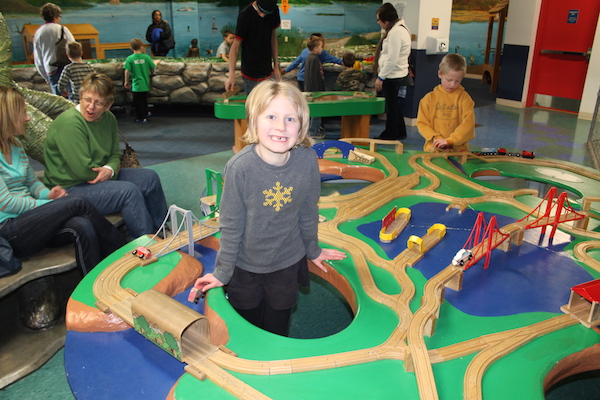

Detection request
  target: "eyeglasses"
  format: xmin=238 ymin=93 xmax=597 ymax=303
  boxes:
xmin=81 ymin=97 xmax=107 ymax=108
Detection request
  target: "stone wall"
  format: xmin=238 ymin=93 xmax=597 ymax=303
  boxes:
xmin=12 ymin=61 xmax=375 ymax=106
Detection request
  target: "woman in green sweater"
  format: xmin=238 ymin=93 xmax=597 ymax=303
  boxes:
xmin=0 ymin=87 xmax=126 ymax=275
xmin=43 ymin=73 xmax=168 ymax=238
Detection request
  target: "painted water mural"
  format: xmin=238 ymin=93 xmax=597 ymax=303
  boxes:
xmin=450 ymin=21 xmax=498 ymax=67
xmin=6 ymin=2 xmax=491 ymax=66
xmin=7 ymin=2 xmax=384 ymax=62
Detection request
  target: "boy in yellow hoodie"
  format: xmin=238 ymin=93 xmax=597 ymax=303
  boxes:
xmin=417 ymin=53 xmax=475 ymax=152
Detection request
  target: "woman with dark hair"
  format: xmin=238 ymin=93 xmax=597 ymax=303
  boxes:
xmin=145 ymin=10 xmax=175 ymax=57
xmin=0 ymin=86 xmax=127 ymax=275
xmin=33 ymin=2 xmax=75 ymax=95
xmin=373 ymin=2 xmax=412 ymax=140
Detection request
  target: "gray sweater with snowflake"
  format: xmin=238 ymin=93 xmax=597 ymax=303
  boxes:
xmin=212 ymin=144 xmax=322 ymax=285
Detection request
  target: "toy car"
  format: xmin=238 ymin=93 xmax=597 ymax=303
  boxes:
xmin=188 ymin=281 xmax=207 ymax=304
xmin=452 ymin=249 xmax=473 ymax=266
xmin=132 ymin=246 xmax=152 ymax=260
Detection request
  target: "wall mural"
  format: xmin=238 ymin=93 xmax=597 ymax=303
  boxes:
xmin=451 ymin=0 xmax=503 ymax=73
xmin=4 ymin=0 xmax=498 ymax=67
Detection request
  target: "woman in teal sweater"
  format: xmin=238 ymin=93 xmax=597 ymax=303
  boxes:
xmin=0 ymin=87 xmax=126 ymax=275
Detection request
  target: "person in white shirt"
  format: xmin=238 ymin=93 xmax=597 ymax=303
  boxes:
xmin=33 ymin=2 xmax=75 ymax=95
xmin=373 ymin=3 xmax=411 ymax=140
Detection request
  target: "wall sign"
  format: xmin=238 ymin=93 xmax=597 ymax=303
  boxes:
xmin=432 ymin=18 xmax=439 ymax=30
xmin=567 ymin=10 xmax=579 ymax=24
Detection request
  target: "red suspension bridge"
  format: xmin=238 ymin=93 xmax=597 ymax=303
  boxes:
xmin=462 ymin=187 xmax=586 ymax=270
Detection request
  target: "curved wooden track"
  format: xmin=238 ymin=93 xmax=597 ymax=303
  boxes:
xmin=574 ymin=241 xmax=600 ymax=273
xmin=90 ymin=145 xmax=600 ymax=400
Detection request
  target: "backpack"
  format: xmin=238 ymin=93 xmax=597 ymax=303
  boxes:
xmin=51 ymin=27 xmax=70 ymax=68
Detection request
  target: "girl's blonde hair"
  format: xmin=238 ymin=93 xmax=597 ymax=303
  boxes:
xmin=0 ymin=87 xmax=26 ymax=154
xmin=243 ymin=80 xmax=312 ymax=147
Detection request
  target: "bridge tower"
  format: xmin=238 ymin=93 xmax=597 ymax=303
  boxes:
xmin=462 ymin=212 xmax=507 ymax=270
xmin=517 ymin=187 xmax=585 ymax=239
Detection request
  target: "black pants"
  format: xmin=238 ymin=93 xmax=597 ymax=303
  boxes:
xmin=0 ymin=196 xmax=127 ymax=275
xmin=380 ymin=78 xmax=407 ymax=139
xmin=235 ymin=300 xmax=292 ymax=336
xmin=132 ymin=91 xmax=149 ymax=120
xmin=226 ymin=256 xmax=309 ymax=336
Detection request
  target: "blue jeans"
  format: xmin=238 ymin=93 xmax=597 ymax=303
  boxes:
xmin=0 ymin=196 xmax=127 ymax=274
xmin=243 ymin=76 xmax=274 ymax=95
xmin=65 ymin=168 xmax=168 ymax=238
xmin=309 ymin=117 xmax=322 ymax=136
xmin=47 ymin=67 xmax=65 ymax=96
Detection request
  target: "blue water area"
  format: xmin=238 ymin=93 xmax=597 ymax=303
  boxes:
xmin=65 ymin=329 xmax=185 ymax=400
xmin=358 ymin=202 xmax=593 ymax=316
xmin=65 ymin=243 xmax=218 ymax=397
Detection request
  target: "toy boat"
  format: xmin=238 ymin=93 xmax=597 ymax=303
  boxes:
xmin=379 ymin=207 xmax=411 ymax=243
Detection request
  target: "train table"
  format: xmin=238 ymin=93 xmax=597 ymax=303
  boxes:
xmin=214 ymin=92 xmax=385 ymax=152
xmin=64 ymin=141 xmax=600 ymax=400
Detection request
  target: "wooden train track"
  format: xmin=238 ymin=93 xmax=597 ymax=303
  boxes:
xmin=463 ymin=314 xmax=578 ymax=400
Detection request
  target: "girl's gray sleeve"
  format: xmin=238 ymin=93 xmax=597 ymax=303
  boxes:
xmin=212 ymin=164 xmax=246 ymax=284
xmin=298 ymin=155 xmax=322 ymax=260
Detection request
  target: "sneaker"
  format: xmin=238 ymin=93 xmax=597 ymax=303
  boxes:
xmin=310 ymin=132 xmax=326 ymax=139
xmin=134 ymin=119 xmax=147 ymax=123
xmin=146 ymin=112 xmax=152 ymax=118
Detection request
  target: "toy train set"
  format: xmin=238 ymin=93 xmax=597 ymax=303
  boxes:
xmin=474 ymin=147 xmax=535 ymax=159
xmin=65 ymin=139 xmax=600 ymax=400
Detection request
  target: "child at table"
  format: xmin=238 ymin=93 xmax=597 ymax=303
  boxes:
xmin=335 ymin=52 xmax=366 ymax=92
xmin=304 ymin=38 xmax=326 ymax=139
xmin=194 ymin=80 xmax=346 ymax=336
xmin=417 ymin=53 xmax=475 ymax=152
xmin=216 ymin=30 xmax=234 ymax=62
xmin=283 ymin=33 xmax=342 ymax=91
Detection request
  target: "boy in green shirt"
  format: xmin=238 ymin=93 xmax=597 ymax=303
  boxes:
xmin=124 ymin=38 xmax=157 ymax=123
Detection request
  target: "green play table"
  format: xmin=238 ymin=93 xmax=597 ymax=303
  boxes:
xmin=214 ymin=91 xmax=385 ymax=152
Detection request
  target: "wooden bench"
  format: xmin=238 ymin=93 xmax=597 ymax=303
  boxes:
xmin=0 ymin=214 xmax=124 ymax=389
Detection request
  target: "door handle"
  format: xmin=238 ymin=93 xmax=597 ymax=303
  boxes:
xmin=541 ymin=48 xmax=592 ymax=61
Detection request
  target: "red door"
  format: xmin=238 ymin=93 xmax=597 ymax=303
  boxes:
xmin=527 ymin=0 xmax=599 ymax=112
